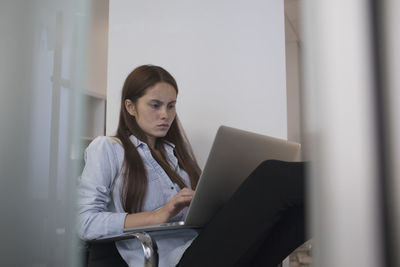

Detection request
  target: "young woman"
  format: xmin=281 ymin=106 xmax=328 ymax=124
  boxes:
xmin=78 ymin=65 xmax=307 ymax=267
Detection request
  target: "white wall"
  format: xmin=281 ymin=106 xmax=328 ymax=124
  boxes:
xmin=107 ymin=0 xmax=287 ymax=167
xmin=285 ymin=41 xmax=302 ymax=144
xmin=87 ymin=0 xmax=109 ymax=98
xmin=284 ymin=0 xmax=303 ymax=145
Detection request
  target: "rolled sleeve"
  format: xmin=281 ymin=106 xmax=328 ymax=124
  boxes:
xmin=77 ymin=137 xmax=127 ymax=240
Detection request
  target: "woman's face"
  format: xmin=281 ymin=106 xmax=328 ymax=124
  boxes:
xmin=125 ymin=82 xmax=177 ymax=147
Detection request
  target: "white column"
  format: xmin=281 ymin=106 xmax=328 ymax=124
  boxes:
xmin=302 ymin=0 xmax=384 ymax=266
xmin=384 ymin=0 xmax=400 ymax=265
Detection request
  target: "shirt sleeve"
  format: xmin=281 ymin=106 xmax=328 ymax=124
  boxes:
xmin=77 ymin=136 xmax=127 ymax=240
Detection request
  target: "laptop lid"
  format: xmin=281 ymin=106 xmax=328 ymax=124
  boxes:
xmin=184 ymin=125 xmax=301 ymax=226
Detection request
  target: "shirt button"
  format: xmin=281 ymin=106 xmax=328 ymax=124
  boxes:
xmin=170 ymin=186 xmax=174 ymax=190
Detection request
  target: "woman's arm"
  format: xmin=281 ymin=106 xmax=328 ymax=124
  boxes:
xmin=78 ymin=137 xmax=195 ymax=238
xmin=77 ymin=137 xmax=127 ymax=240
xmin=123 ymin=187 xmax=195 ymax=229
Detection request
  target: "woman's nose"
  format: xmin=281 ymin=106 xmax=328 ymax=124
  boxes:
xmin=160 ymin=107 xmax=168 ymax=119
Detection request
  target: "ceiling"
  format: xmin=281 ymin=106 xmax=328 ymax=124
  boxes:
xmin=284 ymin=0 xmax=301 ymax=43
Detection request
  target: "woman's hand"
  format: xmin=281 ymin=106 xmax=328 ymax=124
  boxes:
xmin=124 ymin=188 xmax=195 ymax=229
xmin=157 ymin=188 xmax=195 ymax=222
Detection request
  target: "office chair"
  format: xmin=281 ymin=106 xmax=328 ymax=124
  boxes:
xmin=86 ymin=232 xmax=158 ymax=267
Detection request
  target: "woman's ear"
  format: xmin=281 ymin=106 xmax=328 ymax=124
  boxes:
xmin=125 ymin=99 xmax=136 ymax=116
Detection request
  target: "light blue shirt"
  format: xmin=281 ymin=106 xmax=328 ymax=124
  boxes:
xmin=77 ymin=135 xmax=199 ymax=267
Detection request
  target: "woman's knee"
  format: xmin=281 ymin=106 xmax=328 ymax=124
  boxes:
xmin=250 ymin=160 xmax=298 ymax=189
xmin=255 ymin=160 xmax=304 ymax=175
xmin=255 ymin=160 xmax=287 ymax=174
xmin=246 ymin=160 xmax=286 ymax=186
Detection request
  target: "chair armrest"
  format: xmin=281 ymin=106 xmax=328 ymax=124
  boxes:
xmin=91 ymin=232 xmax=158 ymax=267
xmin=88 ymin=226 xmax=202 ymax=267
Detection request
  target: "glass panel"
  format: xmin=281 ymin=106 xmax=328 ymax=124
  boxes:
xmin=383 ymin=0 xmax=400 ymax=265
xmin=0 ymin=0 xmax=91 ymax=266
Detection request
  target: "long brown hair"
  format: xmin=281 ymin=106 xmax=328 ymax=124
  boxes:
xmin=116 ymin=65 xmax=201 ymax=213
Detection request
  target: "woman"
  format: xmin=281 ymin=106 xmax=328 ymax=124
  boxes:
xmin=78 ymin=65 xmax=306 ymax=267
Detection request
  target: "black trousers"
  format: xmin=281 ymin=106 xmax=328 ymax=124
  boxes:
xmin=86 ymin=242 xmax=128 ymax=267
xmin=176 ymin=160 xmax=307 ymax=267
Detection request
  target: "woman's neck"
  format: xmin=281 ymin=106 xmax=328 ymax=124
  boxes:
xmin=146 ymin=136 xmax=157 ymax=150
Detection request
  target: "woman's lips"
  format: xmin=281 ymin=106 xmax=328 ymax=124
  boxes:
xmin=157 ymin=124 xmax=169 ymax=128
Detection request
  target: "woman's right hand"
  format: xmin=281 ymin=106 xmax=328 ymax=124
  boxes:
xmin=157 ymin=187 xmax=195 ymax=222
xmin=124 ymin=188 xmax=195 ymax=229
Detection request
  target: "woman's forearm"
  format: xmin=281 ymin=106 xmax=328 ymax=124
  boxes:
xmin=123 ymin=208 xmax=169 ymax=229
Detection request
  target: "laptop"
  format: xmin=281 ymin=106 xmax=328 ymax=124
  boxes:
xmin=119 ymin=125 xmax=302 ymax=235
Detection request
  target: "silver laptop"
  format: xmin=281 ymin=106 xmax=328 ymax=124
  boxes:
xmin=121 ymin=125 xmax=301 ymax=234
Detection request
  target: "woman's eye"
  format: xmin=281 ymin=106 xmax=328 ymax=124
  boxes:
xmin=168 ymin=104 xmax=175 ymax=110
xmin=150 ymin=104 xmax=160 ymax=109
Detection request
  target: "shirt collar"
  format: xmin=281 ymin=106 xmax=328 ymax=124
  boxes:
xmin=163 ymin=140 xmax=175 ymax=149
xmin=129 ymin=135 xmax=146 ymax=148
